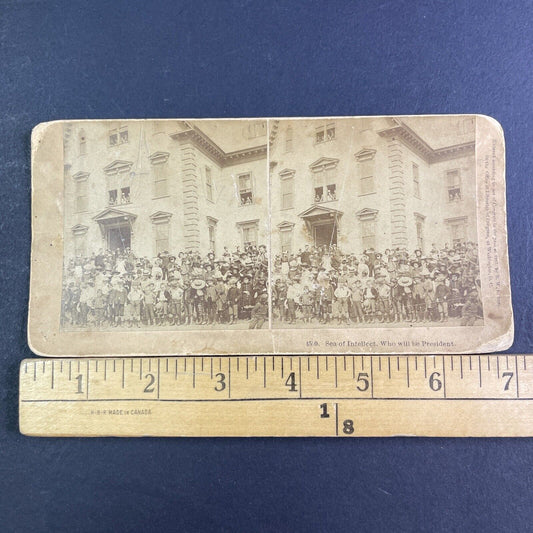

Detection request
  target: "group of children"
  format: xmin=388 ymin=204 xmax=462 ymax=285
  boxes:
xmin=272 ymin=243 xmax=482 ymax=326
xmin=62 ymin=246 xmax=269 ymax=329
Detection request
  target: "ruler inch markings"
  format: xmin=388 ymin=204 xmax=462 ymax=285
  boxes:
xmin=19 ymin=355 xmax=533 ymax=437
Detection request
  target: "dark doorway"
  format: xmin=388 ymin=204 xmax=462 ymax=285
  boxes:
xmin=107 ymin=225 xmax=131 ymax=251
xmin=314 ymin=223 xmax=337 ymax=247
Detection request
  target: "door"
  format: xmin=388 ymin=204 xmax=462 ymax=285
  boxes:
xmin=107 ymin=225 xmax=131 ymax=252
xmin=314 ymin=223 xmax=337 ymax=247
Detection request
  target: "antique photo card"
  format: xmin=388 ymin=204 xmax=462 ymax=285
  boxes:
xmin=28 ymin=116 xmax=513 ymax=356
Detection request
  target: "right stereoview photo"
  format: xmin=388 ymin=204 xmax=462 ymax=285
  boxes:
xmin=269 ymin=116 xmax=481 ymax=329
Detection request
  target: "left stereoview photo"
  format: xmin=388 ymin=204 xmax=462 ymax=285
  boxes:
xmin=61 ymin=120 xmax=269 ymax=331
xmin=29 ymin=119 xmax=272 ymax=356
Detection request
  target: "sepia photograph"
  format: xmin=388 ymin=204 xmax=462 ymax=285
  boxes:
xmin=60 ymin=120 xmax=269 ymax=332
xmin=269 ymin=117 xmax=482 ymax=329
xmin=28 ymin=115 xmax=512 ymax=356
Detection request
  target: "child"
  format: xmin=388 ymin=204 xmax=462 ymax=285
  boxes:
xmin=93 ymin=289 xmax=106 ymax=328
xmin=170 ymin=281 xmax=184 ymax=326
xmin=300 ymin=286 xmax=314 ymax=323
xmin=349 ymin=279 xmax=364 ymax=323
xmin=334 ymin=282 xmax=351 ymax=325
xmin=249 ymin=294 xmax=268 ymax=329
xmin=362 ymin=280 xmax=377 ymax=322
xmin=127 ymin=283 xmax=144 ymax=328
xmin=143 ymin=283 xmax=156 ymax=326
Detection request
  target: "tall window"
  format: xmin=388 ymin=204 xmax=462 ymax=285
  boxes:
xmin=74 ymin=233 xmax=86 ymax=257
xmin=447 ymin=169 xmax=462 ymax=201
xmin=280 ymin=227 xmax=293 ymax=254
xmin=79 ymin=130 xmax=87 ymax=155
xmin=313 ymin=167 xmax=337 ymax=202
xmin=315 ymin=123 xmax=335 ymax=144
xmin=72 ymin=225 xmax=88 ymax=257
xmin=447 ymin=217 xmax=468 ymax=245
xmin=413 ymin=163 xmax=420 ymax=198
xmin=243 ymin=225 xmax=257 ymax=246
xmin=280 ymin=170 xmax=295 ymax=209
xmin=207 ymin=218 xmax=217 ymax=254
xmin=205 ymin=167 xmax=213 ymax=202
xmin=155 ymin=222 xmax=169 ymax=254
xmin=153 ymin=162 xmax=169 ymax=198
xmin=108 ymin=189 xmax=118 ymax=206
xmin=359 ymin=159 xmax=375 ymax=195
xmin=285 ymin=126 xmax=293 ymax=152
xmin=104 ymin=161 xmax=133 ymax=207
xmin=120 ymin=187 xmax=130 ymax=204
xmin=361 ymin=220 xmax=376 ymax=249
xmin=415 ymin=215 xmax=425 ymax=250
xmin=356 ymin=208 xmax=379 ymax=250
xmin=238 ymin=220 xmax=259 ymax=247
xmin=75 ymin=179 xmax=88 ymax=213
xmin=109 ymin=126 xmax=128 ymax=146
xmin=238 ymin=173 xmax=253 ymax=205
xmin=355 ymin=149 xmax=377 ymax=196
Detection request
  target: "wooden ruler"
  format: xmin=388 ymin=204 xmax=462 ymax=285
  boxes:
xmin=19 ymin=355 xmax=533 ymax=437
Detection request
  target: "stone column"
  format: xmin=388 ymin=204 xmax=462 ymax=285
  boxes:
xmin=180 ymin=143 xmax=200 ymax=251
xmin=387 ymin=138 xmax=407 ymax=248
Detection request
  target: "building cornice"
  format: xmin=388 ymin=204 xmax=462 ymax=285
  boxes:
xmin=150 ymin=211 xmax=173 ymax=223
xmin=170 ymin=124 xmax=267 ymax=167
xmin=103 ymin=160 xmax=134 ymax=176
xmin=309 ymin=157 xmax=339 ymax=171
xmin=355 ymin=208 xmax=379 ymax=221
xmin=377 ymin=121 xmax=474 ymax=163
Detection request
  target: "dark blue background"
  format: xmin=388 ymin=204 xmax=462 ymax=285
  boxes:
xmin=1 ymin=1 xmax=532 ymax=531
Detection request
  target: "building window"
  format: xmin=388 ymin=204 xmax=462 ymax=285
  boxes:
xmin=355 ymin=148 xmax=377 ymax=196
xmin=205 ymin=167 xmax=213 ymax=202
xmin=447 ymin=169 xmax=462 ymax=201
xmin=415 ymin=214 xmax=425 ymax=251
xmin=207 ymin=217 xmax=217 ymax=254
xmin=361 ymin=220 xmax=376 ymax=249
xmin=280 ymin=169 xmax=295 ymax=209
xmin=72 ymin=225 xmax=88 ymax=257
xmin=278 ymin=223 xmax=294 ymax=254
xmin=75 ymin=179 xmax=88 ymax=213
xmin=356 ymin=208 xmax=378 ymax=250
xmin=446 ymin=217 xmax=468 ymax=245
xmin=152 ymin=162 xmax=169 ymax=198
xmin=285 ymin=126 xmax=293 ymax=152
xmin=109 ymin=126 xmax=128 ymax=147
xmin=120 ymin=187 xmax=131 ymax=204
xmin=108 ymin=187 xmax=130 ymax=205
xmin=79 ymin=130 xmax=87 ymax=155
xmin=313 ymin=167 xmax=337 ymax=202
xmin=238 ymin=220 xmax=259 ymax=248
xmin=74 ymin=233 xmax=86 ymax=257
xmin=359 ymin=160 xmax=375 ymax=195
xmin=315 ymin=123 xmax=335 ymax=144
xmin=108 ymin=189 xmax=117 ymax=206
xmin=413 ymin=163 xmax=420 ymax=198
xmin=150 ymin=212 xmax=173 ymax=255
xmin=155 ymin=222 xmax=169 ymax=254
xmin=238 ymin=173 xmax=253 ymax=205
